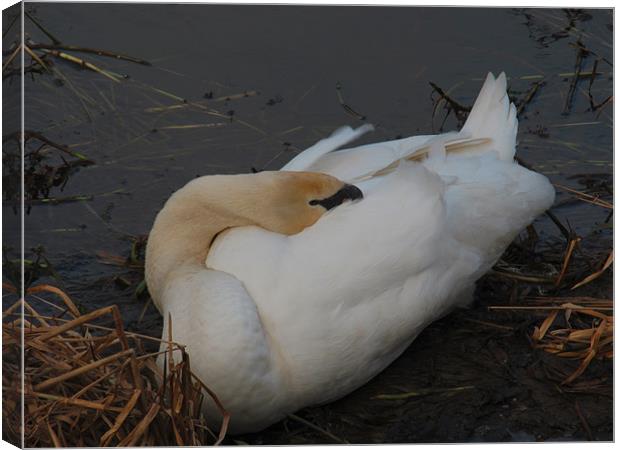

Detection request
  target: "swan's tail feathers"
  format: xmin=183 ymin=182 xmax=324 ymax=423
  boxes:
xmin=281 ymin=124 xmax=375 ymax=172
xmin=362 ymin=72 xmax=517 ymax=176
xmin=460 ymin=72 xmax=518 ymax=161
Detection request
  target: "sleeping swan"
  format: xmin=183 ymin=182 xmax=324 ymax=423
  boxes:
xmin=145 ymin=72 xmax=555 ymax=434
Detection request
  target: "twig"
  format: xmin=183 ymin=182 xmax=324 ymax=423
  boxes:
xmin=553 ymin=183 xmax=613 ymax=209
xmin=568 ymin=39 xmax=612 ymax=68
xmin=571 ymin=250 xmax=613 ymax=290
xmin=462 ymin=318 xmax=514 ymax=331
xmin=526 ymin=296 xmax=611 ymax=306
xmin=22 ymin=194 xmax=94 ymax=206
xmin=213 ymin=90 xmax=260 ymax=103
xmin=7 ymin=189 xmax=124 ymax=208
xmin=189 ymin=375 xmax=230 ymax=445
xmin=2 ymin=44 xmax=21 ymax=72
xmin=25 ymin=11 xmax=62 ymax=45
xmin=587 ymin=59 xmax=599 ymax=111
xmin=490 ymin=270 xmax=554 ymax=284
xmin=335 ymin=81 xmax=366 ymax=120
xmin=29 ymin=391 xmax=124 ymax=413
xmin=563 ymin=39 xmax=589 ymax=114
xmin=429 ymin=81 xmax=472 ymax=113
xmin=575 ymin=400 xmax=594 ymax=441
xmin=594 ymin=95 xmax=613 ymax=118
xmin=99 ymin=388 xmax=143 ymax=445
xmin=555 ymin=236 xmax=580 ymax=287
xmin=40 ymin=48 xmax=124 ymax=82
xmin=287 ymin=413 xmax=349 ymax=444
xmin=488 ymin=305 xmax=612 ymax=312
xmin=5 ymin=130 xmax=92 ymax=161
xmin=27 ymin=284 xmax=81 ymax=317
xmin=28 ymin=43 xmax=150 ymax=65
xmin=517 ymin=80 xmax=545 ymax=116
xmin=118 ymin=403 xmax=161 ymax=446
xmin=2 ymin=12 xmax=19 ymax=38
xmin=562 ymin=349 xmax=597 ymax=385
xmin=373 ymin=385 xmax=475 ymax=400
xmin=23 ymin=44 xmax=50 ymax=72
xmin=33 ymin=349 xmax=135 ymax=391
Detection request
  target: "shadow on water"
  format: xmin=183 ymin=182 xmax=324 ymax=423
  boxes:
xmin=2 ymin=4 xmax=612 ymax=444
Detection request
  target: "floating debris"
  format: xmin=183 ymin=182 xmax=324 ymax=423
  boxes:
xmin=429 ymin=81 xmax=471 ymax=130
xmin=3 ymin=12 xmax=150 ymax=82
xmin=2 ymin=131 xmax=94 ymax=210
xmin=335 ymin=81 xmax=367 ymax=120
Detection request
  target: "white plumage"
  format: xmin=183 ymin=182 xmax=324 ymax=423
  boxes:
xmin=154 ymin=72 xmax=555 ymax=433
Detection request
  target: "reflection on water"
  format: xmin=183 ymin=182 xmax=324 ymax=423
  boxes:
xmin=3 ymin=5 xmax=613 ymax=323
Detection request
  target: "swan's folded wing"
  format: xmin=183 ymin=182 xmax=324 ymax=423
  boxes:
xmin=281 ymin=124 xmax=375 ymax=172
xmin=283 ymin=72 xmax=518 ymax=183
xmin=304 ymin=134 xmax=433 ymax=182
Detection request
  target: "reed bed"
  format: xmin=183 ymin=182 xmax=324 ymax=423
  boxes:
xmin=2 ymin=284 xmax=229 ymax=447
xmin=489 ymin=179 xmax=613 ymax=386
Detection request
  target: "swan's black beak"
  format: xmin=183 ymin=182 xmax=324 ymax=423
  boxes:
xmin=310 ymin=184 xmax=363 ymax=210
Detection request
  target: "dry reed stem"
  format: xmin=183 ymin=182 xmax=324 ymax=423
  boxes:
xmin=30 ymin=391 xmax=125 ymax=412
xmin=533 ymin=310 xmax=559 ymax=341
xmin=553 ymin=183 xmax=613 ymax=209
xmin=287 ymin=413 xmax=350 ymax=444
xmin=28 ymin=42 xmax=150 ymax=65
xmin=34 ymin=349 xmax=135 ymax=392
xmin=555 ymin=236 xmax=580 ymax=287
xmin=24 ymin=44 xmax=50 ymax=72
xmin=489 ymin=270 xmax=555 ymax=284
xmin=40 ymin=48 xmax=123 ymax=82
xmin=2 ymin=43 xmax=21 ymax=71
xmin=571 ymin=250 xmax=613 ymax=290
xmin=26 ymin=284 xmax=81 ymax=317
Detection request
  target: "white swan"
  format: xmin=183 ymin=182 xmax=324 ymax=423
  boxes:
xmin=145 ymin=72 xmax=555 ymax=434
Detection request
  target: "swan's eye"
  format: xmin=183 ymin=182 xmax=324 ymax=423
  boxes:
xmin=308 ymin=184 xmax=363 ymax=210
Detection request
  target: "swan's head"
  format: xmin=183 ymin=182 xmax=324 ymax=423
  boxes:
xmin=145 ymin=170 xmax=362 ymax=303
xmin=253 ymin=171 xmax=363 ymax=235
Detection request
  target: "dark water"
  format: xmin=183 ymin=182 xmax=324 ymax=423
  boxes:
xmin=2 ymin=4 xmax=613 ymax=443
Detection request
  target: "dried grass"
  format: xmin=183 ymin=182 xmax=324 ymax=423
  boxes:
xmin=528 ymin=299 xmax=613 ymax=385
xmin=2 ymin=284 xmax=229 ymax=447
xmin=489 ymin=178 xmax=612 ymax=386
